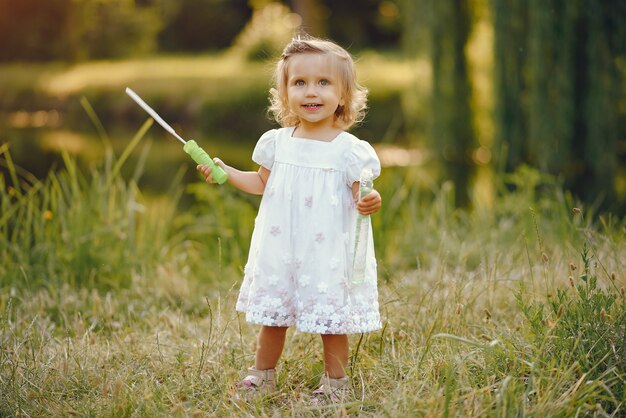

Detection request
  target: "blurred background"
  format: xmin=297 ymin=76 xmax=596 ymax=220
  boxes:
xmin=1 ymin=0 xmax=625 ymax=213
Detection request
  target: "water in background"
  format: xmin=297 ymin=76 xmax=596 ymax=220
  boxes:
xmin=2 ymin=122 xmax=259 ymax=195
xmin=2 ymin=109 xmax=424 ymax=197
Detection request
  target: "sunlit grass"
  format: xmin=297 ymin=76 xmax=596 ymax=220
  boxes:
xmin=1 ymin=202 xmax=623 ymax=415
xmin=40 ymin=53 xmax=271 ymax=97
xmin=0 ymin=52 xmax=423 ymax=102
xmin=1 ymin=128 xmax=625 ymax=415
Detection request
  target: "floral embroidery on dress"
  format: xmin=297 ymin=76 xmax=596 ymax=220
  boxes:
xmin=277 ymin=287 xmax=290 ymax=299
xmin=269 ymin=297 xmax=283 ymax=309
xmin=317 ymin=282 xmax=329 ymax=294
xmin=329 ymin=257 xmax=340 ymax=270
xmin=299 ymin=275 xmax=310 ymax=287
xmin=327 ymin=291 xmax=340 ymax=305
xmin=236 ymin=127 xmax=382 ymax=335
xmin=267 ymin=274 xmax=279 ymax=286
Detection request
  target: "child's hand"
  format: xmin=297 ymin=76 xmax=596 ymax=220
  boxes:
xmin=356 ymin=188 xmax=382 ymax=215
xmin=197 ymin=158 xmax=226 ymax=184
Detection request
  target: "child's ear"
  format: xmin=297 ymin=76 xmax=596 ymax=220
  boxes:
xmin=339 ymin=97 xmax=345 ymax=106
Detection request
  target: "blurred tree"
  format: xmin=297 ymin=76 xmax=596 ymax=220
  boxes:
xmin=401 ymin=0 xmax=428 ymax=57
xmin=0 ymin=0 xmax=75 ymax=61
xmin=158 ymin=0 xmax=403 ymax=53
xmin=290 ymin=0 xmax=328 ymax=37
xmin=80 ymin=0 xmax=162 ymax=59
xmin=430 ymin=0 xmax=476 ymax=207
xmin=577 ymin=2 xmax=624 ymax=208
xmin=321 ymin=0 xmax=402 ymax=50
xmin=157 ymin=0 xmax=251 ymax=52
xmin=0 ymin=0 xmax=164 ymax=61
xmin=279 ymin=0 xmax=403 ymax=49
xmin=526 ymin=0 xmax=577 ymax=176
xmin=0 ymin=0 xmax=404 ymax=62
xmin=231 ymin=2 xmax=299 ymax=60
xmin=492 ymin=0 xmax=527 ymax=171
xmin=493 ymin=0 xmax=626 ymax=209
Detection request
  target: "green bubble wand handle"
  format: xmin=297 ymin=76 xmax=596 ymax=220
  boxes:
xmin=352 ymin=168 xmax=374 ymax=284
xmin=125 ymin=87 xmax=228 ymax=184
xmin=182 ymin=140 xmax=228 ymax=184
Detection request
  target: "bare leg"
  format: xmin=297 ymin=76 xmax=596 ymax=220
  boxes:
xmin=320 ymin=334 xmax=349 ymax=378
xmin=255 ymin=326 xmax=288 ymax=370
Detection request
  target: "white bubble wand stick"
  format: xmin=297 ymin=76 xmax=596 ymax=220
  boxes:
xmin=125 ymin=87 xmax=228 ymax=184
xmin=352 ymin=168 xmax=374 ymax=284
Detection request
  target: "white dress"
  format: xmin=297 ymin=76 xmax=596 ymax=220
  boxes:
xmin=235 ymin=127 xmax=382 ymax=334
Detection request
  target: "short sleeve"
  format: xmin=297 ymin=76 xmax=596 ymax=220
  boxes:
xmin=252 ymin=129 xmax=277 ymax=170
xmin=346 ymin=140 xmax=381 ymax=185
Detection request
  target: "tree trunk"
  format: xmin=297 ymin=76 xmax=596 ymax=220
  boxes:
xmin=290 ymin=0 xmax=327 ymax=37
xmin=430 ymin=0 xmax=476 ymax=207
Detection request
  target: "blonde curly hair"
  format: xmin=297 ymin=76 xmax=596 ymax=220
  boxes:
xmin=268 ymin=35 xmax=368 ymax=130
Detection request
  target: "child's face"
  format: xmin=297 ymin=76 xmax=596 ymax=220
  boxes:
xmin=285 ymin=53 xmax=344 ymax=129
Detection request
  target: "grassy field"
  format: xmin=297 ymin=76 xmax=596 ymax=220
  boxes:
xmin=1 ymin=133 xmax=625 ymax=416
xmin=0 ymin=51 xmax=422 ymax=98
xmin=0 ymin=52 xmax=427 ymax=156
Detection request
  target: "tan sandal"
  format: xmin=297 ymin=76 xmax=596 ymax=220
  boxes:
xmin=311 ymin=375 xmax=350 ymax=403
xmin=233 ymin=367 xmax=277 ymax=399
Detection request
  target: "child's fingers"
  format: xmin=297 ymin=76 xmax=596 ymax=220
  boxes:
xmin=361 ymin=190 xmax=381 ymax=205
xmin=196 ymin=164 xmax=216 ymax=183
xmin=361 ymin=192 xmax=376 ymax=202
xmin=357 ymin=205 xmax=376 ymax=215
xmin=358 ymin=200 xmax=378 ymax=211
xmin=197 ymin=157 xmax=227 ymax=185
xmin=213 ymin=157 xmax=225 ymax=168
xmin=357 ymin=190 xmax=382 ymax=214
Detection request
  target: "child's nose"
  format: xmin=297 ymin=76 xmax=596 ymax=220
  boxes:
xmin=305 ymin=84 xmax=317 ymax=96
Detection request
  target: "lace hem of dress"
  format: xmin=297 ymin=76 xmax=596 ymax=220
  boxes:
xmin=235 ymin=300 xmax=382 ymax=334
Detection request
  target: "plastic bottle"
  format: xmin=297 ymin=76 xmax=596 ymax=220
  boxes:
xmin=352 ymin=168 xmax=373 ymax=284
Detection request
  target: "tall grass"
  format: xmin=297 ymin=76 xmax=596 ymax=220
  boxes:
xmin=1 ymin=125 xmax=625 ymax=416
xmin=0 ymin=118 xmax=175 ymax=290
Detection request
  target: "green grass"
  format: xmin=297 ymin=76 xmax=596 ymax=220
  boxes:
xmin=0 ymin=52 xmax=424 ymax=106
xmin=1 ymin=133 xmax=625 ymax=416
xmin=0 ymin=52 xmax=425 ymax=161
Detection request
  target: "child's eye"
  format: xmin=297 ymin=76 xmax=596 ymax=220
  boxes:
xmin=294 ymin=80 xmax=305 ymax=86
xmin=319 ymin=79 xmax=329 ymax=86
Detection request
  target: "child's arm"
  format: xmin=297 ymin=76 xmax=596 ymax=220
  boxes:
xmin=352 ymin=182 xmax=382 ymax=215
xmin=197 ymin=159 xmax=270 ymax=195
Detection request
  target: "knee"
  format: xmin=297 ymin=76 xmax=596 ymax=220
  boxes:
xmin=320 ymin=333 xmax=348 ymax=345
xmin=261 ymin=325 xmax=289 ymax=337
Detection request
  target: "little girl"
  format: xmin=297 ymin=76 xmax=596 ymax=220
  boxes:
xmin=198 ymin=35 xmax=383 ymax=401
